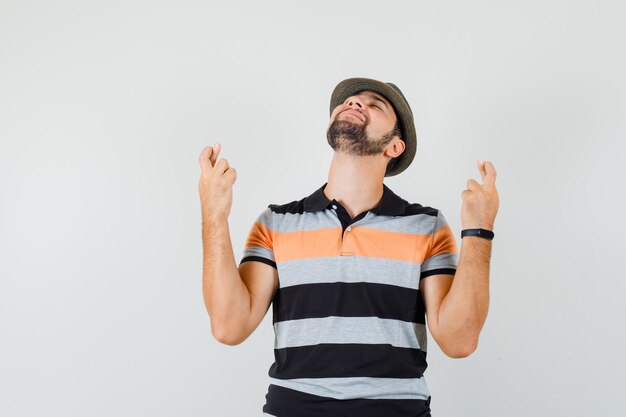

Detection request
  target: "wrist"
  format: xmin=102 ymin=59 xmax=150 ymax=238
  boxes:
xmin=202 ymin=214 xmax=229 ymax=227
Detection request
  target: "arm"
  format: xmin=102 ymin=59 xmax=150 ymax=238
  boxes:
xmin=435 ymin=236 xmax=491 ymax=357
xmin=422 ymin=160 xmax=498 ymax=358
xmin=198 ymin=144 xmax=277 ymax=346
xmin=201 ymin=218 xmax=252 ymax=345
xmin=202 ymin=218 xmax=279 ymax=346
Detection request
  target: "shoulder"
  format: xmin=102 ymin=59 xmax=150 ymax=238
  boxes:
xmin=268 ymin=201 xmax=305 ymax=215
xmin=267 ymin=196 xmax=309 ymax=215
xmin=386 ymin=186 xmax=439 ymax=218
xmin=398 ymin=198 xmax=446 ymax=235
xmin=403 ymin=202 xmax=439 ymax=218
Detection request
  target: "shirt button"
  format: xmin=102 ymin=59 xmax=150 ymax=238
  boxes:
xmin=332 ymin=205 xmax=337 ymax=210
xmin=346 ymin=226 xmax=352 ymax=231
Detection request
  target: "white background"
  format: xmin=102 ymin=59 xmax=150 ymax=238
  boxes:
xmin=1 ymin=0 xmax=624 ymax=416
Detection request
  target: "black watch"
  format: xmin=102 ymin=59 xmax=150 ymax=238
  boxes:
xmin=461 ymin=228 xmax=494 ymax=240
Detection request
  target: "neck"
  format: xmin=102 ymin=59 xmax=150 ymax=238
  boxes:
xmin=323 ymin=152 xmax=386 ymax=219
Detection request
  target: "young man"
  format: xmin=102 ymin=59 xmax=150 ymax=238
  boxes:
xmin=198 ymin=77 xmax=499 ymax=417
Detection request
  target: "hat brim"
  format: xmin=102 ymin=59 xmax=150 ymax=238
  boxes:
xmin=329 ymin=77 xmax=417 ymax=177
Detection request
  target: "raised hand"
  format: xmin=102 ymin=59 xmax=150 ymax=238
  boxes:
xmin=198 ymin=143 xmax=237 ymax=224
xmin=460 ymin=160 xmax=499 ymax=230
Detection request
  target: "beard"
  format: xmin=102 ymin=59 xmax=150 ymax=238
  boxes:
xmin=327 ymin=117 xmax=397 ymax=157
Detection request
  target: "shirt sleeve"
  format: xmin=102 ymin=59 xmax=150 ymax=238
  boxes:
xmin=239 ymin=206 xmax=277 ymax=270
xmin=420 ymin=209 xmax=459 ymax=280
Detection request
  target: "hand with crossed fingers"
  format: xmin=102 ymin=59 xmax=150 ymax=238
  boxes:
xmin=198 ymin=143 xmax=237 ymax=224
xmin=461 ymin=160 xmax=499 ymax=231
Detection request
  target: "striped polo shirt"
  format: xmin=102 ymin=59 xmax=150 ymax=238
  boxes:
xmin=239 ymin=182 xmax=459 ymax=417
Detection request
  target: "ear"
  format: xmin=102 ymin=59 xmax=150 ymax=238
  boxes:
xmin=385 ymin=138 xmax=405 ymax=159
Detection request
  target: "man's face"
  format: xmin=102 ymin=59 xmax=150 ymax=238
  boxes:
xmin=327 ymin=90 xmax=401 ymax=156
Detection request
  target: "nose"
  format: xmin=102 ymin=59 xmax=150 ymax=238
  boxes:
xmin=345 ymin=96 xmax=364 ymax=109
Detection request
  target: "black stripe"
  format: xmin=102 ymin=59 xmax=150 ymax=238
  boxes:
xmin=273 ymin=281 xmax=425 ymax=324
xmin=263 ymin=384 xmax=432 ymax=417
xmin=405 ymin=203 xmax=438 ymax=217
xmin=420 ymin=268 xmax=456 ymax=280
xmin=269 ymin=200 xmax=307 ymax=215
xmin=270 ymin=190 xmax=439 ymax=218
xmin=269 ymin=343 xmax=427 ymax=379
xmin=239 ymin=256 xmax=277 ymax=270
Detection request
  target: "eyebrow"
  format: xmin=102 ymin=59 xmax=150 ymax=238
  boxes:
xmin=366 ymin=94 xmax=390 ymax=110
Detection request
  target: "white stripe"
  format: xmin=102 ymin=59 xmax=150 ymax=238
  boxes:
xmin=268 ymin=376 xmax=431 ymax=401
xmin=421 ymin=252 xmax=458 ymax=271
xmin=277 ymin=256 xmax=422 ymax=289
xmin=266 ymin=210 xmax=437 ymax=235
xmin=274 ymin=316 xmax=427 ymax=350
xmin=241 ymin=245 xmax=275 ymax=262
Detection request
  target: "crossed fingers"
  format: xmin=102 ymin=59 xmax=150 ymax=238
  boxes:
xmin=467 ymin=160 xmax=497 ymax=191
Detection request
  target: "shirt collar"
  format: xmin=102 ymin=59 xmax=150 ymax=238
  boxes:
xmin=303 ymin=182 xmax=407 ymax=216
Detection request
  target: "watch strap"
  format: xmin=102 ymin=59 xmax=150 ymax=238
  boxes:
xmin=461 ymin=228 xmax=495 ymax=240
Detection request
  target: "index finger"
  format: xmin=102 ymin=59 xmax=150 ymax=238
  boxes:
xmin=477 ymin=160 xmax=487 ymax=182
xmin=209 ymin=143 xmax=221 ymax=166
xmin=198 ymin=146 xmax=215 ymax=173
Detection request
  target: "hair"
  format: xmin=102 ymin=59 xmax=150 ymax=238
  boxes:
xmin=385 ymin=119 xmax=403 ymax=172
xmin=389 ymin=119 xmax=402 ymax=140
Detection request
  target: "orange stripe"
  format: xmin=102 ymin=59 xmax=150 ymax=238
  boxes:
xmin=244 ymin=221 xmax=278 ymax=250
xmin=276 ymin=227 xmax=342 ymax=262
xmin=428 ymin=223 xmax=458 ymax=259
xmin=274 ymin=226 xmax=444 ymax=263
xmin=352 ymin=226 xmax=432 ymax=262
